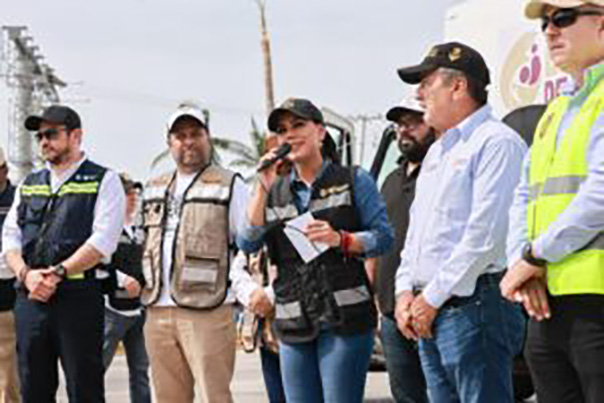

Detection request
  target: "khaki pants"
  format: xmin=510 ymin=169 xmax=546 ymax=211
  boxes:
xmin=0 ymin=311 xmax=19 ymax=403
xmin=145 ymin=305 xmax=236 ymax=403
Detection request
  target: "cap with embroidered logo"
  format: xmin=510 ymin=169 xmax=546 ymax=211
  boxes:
xmin=397 ymin=42 xmax=491 ymax=87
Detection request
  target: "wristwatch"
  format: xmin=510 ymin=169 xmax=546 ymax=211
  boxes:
xmin=521 ymin=243 xmax=547 ymax=267
xmin=52 ymin=263 xmax=68 ymax=279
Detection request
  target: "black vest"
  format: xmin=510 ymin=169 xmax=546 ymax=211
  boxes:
xmin=0 ymin=182 xmax=16 ymax=311
xmin=17 ymin=160 xmax=106 ymax=277
xmin=107 ymin=227 xmax=145 ymax=311
xmin=265 ymin=163 xmax=376 ymax=343
xmin=376 ymin=162 xmax=420 ymax=317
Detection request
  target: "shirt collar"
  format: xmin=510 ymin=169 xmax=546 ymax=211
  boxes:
xmin=290 ymin=159 xmax=330 ymax=188
xmin=441 ymin=104 xmax=492 ymax=151
xmin=560 ymin=61 xmax=604 ymax=97
xmin=45 ymin=151 xmax=87 ymax=182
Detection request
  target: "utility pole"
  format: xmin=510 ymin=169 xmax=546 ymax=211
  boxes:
xmin=1 ymin=26 xmax=66 ymax=182
xmin=254 ymin=0 xmax=275 ymax=117
xmin=348 ymin=114 xmax=384 ymax=167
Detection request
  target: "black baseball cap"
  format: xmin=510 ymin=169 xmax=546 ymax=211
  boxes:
xmin=119 ymin=173 xmax=143 ymax=192
xmin=24 ymin=105 xmax=82 ymax=132
xmin=268 ymin=98 xmax=324 ymax=132
xmin=397 ymin=42 xmax=491 ymax=87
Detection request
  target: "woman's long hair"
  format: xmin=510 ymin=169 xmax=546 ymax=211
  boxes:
xmin=321 ymin=131 xmax=340 ymax=166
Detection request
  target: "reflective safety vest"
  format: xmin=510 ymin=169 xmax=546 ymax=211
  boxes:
xmin=264 ymin=163 xmax=376 ymax=343
xmin=528 ymin=79 xmax=604 ymax=295
xmin=141 ymin=164 xmax=238 ymax=309
xmin=17 ymin=160 xmax=107 ymax=280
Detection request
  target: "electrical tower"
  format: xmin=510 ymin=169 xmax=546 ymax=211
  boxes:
xmin=1 ymin=26 xmax=66 ymax=182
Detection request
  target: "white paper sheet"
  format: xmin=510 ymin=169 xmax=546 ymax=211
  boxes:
xmin=283 ymin=212 xmax=329 ymax=263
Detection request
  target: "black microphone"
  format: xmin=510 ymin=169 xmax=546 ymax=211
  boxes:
xmin=257 ymin=143 xmax=292 ymax=172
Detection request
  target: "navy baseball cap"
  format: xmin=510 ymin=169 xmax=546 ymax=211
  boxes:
xmin=24 ymin=105 xmax=81 ymax=132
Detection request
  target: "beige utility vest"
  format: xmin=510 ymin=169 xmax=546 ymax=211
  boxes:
xmin=141 ymin=165 xmax=238 ymax=309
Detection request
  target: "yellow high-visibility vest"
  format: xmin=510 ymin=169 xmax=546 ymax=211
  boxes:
xmin=528 ymin=78 xmax=604 ymax=295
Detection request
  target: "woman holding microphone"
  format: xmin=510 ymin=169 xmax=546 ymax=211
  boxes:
xmin=237 ymin=98 xmax=393 ymax=403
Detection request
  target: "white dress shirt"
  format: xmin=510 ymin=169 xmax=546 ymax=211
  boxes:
xmin=2 ymin=153 xmax=126 ymax=264
xmin=395 ymin=105 xmax=527 ymax=308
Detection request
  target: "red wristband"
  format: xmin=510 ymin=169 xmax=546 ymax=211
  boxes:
xmin=339 ymin=230 xmax=353 ymax=257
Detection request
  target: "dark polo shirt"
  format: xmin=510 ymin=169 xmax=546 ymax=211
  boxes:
xmin=375 ymin=161 xmax=420 ymax=317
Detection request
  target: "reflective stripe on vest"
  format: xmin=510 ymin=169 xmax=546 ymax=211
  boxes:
xmin=21 ymin=184 xmax=51 ymax=197
xmin=274 ymin=285 xmax=371 ymax=320
xmin=528 ymin=78 xmax=604 ymax=295
xmin=265 ymin=185 xmax=353 ymax=224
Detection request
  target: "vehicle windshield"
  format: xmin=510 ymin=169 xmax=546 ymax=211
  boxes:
xmin=376 ymin=139 xmax=402 ymax=189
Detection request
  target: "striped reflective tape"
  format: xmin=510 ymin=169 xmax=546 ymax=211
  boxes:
xmin=333 ymin=285 xmax=371 ymax=307
xmin=275 ymin=301 xmax=302 ymax=320
xmin=309 ymin=191 xmax=352 ymax=212
xmin=58 ymin=182 xmax=100 ymax=196
xmin=266 ymin=204 xmax=298 ymax=222
xmin=186 ymin=185 xmax=230 ymax=200
xmin=21 ymin=185 xmax=51 ymax=196
xmin=528 ymin=175 xmax=585 ymax=202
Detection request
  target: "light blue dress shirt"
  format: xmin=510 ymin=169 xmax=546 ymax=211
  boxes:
xmin=395 ymin=105 xmax=527 ymax=309
xmin=507 ymin=62 xmax=604 ymax=265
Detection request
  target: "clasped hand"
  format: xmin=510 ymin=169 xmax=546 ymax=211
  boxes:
xmin=25 ymin=268 xmax=62 ymax=302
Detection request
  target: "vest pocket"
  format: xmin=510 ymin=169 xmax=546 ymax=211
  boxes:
xmin=180 ymin=256 xmax=219 ymax=291
xmin=274 ymin=300 xmax=310 ymax=331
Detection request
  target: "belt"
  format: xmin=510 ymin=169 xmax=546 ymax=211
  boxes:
xmin=413 ymin=271 xmax=505 ymax=309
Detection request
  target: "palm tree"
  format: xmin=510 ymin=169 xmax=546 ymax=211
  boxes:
xmin=212 ymin=118 xmax=265 ymax=171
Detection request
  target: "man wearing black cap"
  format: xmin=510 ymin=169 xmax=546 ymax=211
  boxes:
xmin=2 ymin=105 xmax=125 ymax=402
xmin=393 ymin=43 xmax=527 ymax=402
xmin=369 ymin=96 xmax=434 ymax=403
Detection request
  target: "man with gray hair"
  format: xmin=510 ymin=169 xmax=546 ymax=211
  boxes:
xmin=394 ymin=42 xmax=527 ymax=402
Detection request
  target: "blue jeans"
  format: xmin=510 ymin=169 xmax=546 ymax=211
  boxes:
xmin=380 ymin=315 xmax=428 ymax=403
xmin=279 ymin=328 xmax=374 ymax=403
xmin=260 ymin=346 xmax=286 ymax=403
xmin=418 ymin=274 xmax=526 ymax=403
xmin=103 ymin=308 xmax=151 ymax=403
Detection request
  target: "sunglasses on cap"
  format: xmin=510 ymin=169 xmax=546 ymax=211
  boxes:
xmin=541 ymin=8 xmax=604 ymax=32
xmin=35 ymin=128 xmax=64 ymax=142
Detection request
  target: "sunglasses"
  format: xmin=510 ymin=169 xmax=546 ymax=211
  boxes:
xmin=35 ymin=128 xmax=62 ymax=142
xmin=541 ymin=8 xmax=604 ymax=32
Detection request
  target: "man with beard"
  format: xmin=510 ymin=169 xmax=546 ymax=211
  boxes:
xmin=370 ymin=97 xmax=434 ymax=403
xmin=2 ymin=105 xmax=125 ymax=402
xmin=141 ymin=103 xmax=263 ymax=402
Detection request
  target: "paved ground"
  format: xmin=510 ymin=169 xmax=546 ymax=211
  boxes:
xmin=58 ymin=351 xmax=394 ymax=402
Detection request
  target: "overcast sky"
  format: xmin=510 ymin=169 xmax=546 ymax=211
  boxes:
xmin=1 ymin=0 xmax=460 ymax=180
